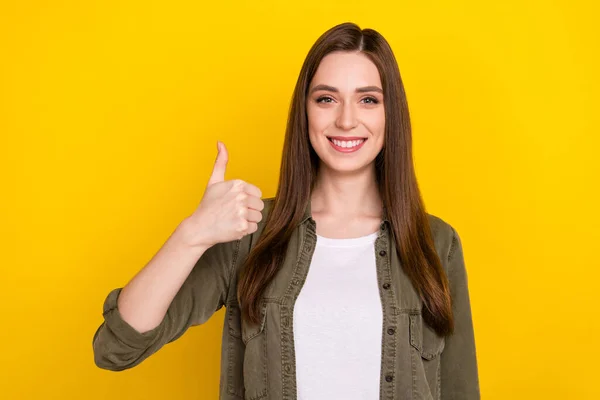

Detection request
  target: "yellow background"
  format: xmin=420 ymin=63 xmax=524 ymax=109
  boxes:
xmin=1 ymin=1 xmax=598 ymax=399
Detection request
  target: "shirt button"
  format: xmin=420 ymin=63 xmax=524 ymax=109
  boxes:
xmin=385 ymin=375 xmax=393 ymax=382
xmin=383 ymin=283 xmax=390 ymax=290
xmin=379 ymin=250 xmax=387 ymax=257
xmin=387 ymin=328 xmax=395 ymax=335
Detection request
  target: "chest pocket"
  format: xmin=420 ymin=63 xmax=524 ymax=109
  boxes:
xmin=409 ymin=312 xmax=446 ymax=399
xmin=226 ymin=304 xmax=267 ymax=400
xmin=241 ymin=304 xmax=268 ymax=400
xmin=409 ymin=312 xmax=445 ymax=360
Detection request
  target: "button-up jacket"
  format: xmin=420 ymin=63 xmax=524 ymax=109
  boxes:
xmin=93 ymin=197 xmax=480 ymax=399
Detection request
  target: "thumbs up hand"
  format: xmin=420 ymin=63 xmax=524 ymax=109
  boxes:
xmin=181 ymin=141 xmax=265 ymax=249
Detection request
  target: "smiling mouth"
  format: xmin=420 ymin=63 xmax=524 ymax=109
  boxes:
xmin=326 ymin=136 xmax=367 ymax=152
xmin=326 ymin=136 xmax=367 ymax=147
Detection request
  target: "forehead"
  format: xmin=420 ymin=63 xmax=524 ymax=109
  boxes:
xmin=310 ymin=51 xmax=382 ymax=90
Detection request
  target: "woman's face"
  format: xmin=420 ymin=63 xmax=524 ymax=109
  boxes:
xmin=306 ymin=51 xmax=385 ymax=174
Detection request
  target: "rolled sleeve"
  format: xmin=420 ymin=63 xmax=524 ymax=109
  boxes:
xmin=92 ymin=237 xmax=242 ymax=371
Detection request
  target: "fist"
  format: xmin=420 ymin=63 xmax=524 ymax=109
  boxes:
xmin=183 ymin=141 xmax=265 ymax=248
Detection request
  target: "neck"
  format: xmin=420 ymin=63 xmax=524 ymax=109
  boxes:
xmin=311 ymin=162 xmax=382 ymax=219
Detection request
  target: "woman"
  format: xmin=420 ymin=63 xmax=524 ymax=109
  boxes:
xmin=93 ymin=22 xmax=480 ymax=400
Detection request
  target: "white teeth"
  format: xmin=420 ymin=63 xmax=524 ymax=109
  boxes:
xmin=331 ymin=138 xmax=364 ymax=148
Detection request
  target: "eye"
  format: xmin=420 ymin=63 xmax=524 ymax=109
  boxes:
xmin=361 ymin=96 xmax=379 ymax=104
xmin=316 ymin=96 xmax=334 ymax=103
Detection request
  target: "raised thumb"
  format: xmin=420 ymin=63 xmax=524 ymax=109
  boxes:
xmin=207 ymin=140 xmax=228 ymax=186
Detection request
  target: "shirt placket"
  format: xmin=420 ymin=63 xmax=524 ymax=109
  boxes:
xmin=280 ymin=218 xmax=317 ymax=400
xmin=375 ymin=220 xmax=398 ymax=400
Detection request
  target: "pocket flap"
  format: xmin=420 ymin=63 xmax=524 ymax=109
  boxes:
xmin=409 ymin=313 xmax=446 ymax=360
xmin=227 ymin=305 xmax=243 ymax=338
xmin=241 ymin=303 xmax=266 ymax=344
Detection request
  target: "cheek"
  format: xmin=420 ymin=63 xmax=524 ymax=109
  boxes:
xmin=365 ymin=109 xmax=386 ymax=133
xmin=307 ymin=107 xmax=331 ymax=132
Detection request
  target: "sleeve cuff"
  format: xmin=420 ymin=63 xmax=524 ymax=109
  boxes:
xmin=102 ymin=288 xmax=166 ymax=349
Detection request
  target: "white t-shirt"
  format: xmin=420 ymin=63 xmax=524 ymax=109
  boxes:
xmin=293 ymin=231 xmax=383 ymax=400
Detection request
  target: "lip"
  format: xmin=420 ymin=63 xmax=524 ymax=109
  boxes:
xmin=327 ymin=136 xmax=367 ymax=153
xmin=327 ymin=136 xmax=366 ymax=140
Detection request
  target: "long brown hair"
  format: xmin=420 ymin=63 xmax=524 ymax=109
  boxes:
xmin=237 ymin=22 xmax=454 ymax=336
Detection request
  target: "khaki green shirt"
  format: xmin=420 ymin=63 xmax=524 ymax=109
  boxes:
xmin=93 ymin=197 xmax=480 ymax=399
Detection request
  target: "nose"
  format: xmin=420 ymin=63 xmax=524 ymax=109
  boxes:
xmin=335 ymin=101 xmax=358 ymax=131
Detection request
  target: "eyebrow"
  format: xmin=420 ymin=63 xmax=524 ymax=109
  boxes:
xmin=309 ymin=84 xmax=383 ymax=95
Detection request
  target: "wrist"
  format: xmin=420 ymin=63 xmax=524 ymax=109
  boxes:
xmin=174 ymin=217 xmax=214 ymax=251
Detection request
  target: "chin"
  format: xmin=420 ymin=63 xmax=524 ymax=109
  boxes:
xmin=320 ymin=158 xmax=373 ymax=174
